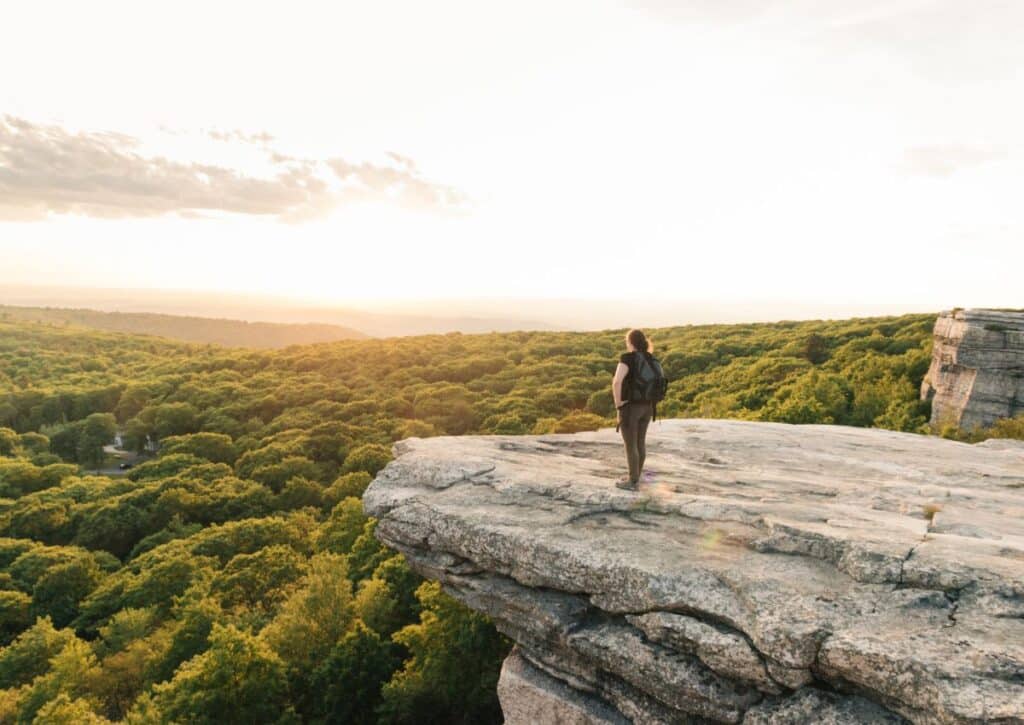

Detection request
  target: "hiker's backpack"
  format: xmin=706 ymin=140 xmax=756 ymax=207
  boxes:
xmin=627 ymin=351 xmax=669 ymax=404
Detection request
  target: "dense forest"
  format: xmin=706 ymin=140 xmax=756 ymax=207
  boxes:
xmin=0 ymin=307 xmax=367 ymax=349
xmin=0 ymin=312 xmax=1020 ymax=723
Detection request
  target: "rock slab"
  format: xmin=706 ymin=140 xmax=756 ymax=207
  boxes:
xmin=922 ymin=308 xmax=1024 ymax=430
xmin=364 ymin=419 xmax=1024 ymax=724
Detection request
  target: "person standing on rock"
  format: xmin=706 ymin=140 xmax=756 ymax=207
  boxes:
xmin=613 ymin=329 xmax=667 ymax=490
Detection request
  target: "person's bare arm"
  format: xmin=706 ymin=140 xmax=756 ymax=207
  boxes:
xmin=612 ymin=362 xmax=629 ymax=410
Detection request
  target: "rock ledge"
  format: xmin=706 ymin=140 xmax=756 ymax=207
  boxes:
xmin=365 ymin=419 xmax=1024 ymax=724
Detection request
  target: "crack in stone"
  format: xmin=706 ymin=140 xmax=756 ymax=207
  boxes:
xmin=395 ymin=533 xmax=959 ymax=724
xmin=895 ymin=542 xmax=920 ymax=589
xmin=943 ymin=587 xmax=963 ymax=628
xmin=448 ymin=464 xmax=497 ymax=486
xmin=368 ymin=422 xmax=1024 ymax=725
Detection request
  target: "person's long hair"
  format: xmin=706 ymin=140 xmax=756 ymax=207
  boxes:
xmin=626 ymin=329 xmax=653 ymax=353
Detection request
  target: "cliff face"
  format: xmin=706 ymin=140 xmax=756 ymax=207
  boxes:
xmin=364 ymin=420 xmax=1024 ymax=724
xmin=921 ymin=309 xmax=1024 ymax=430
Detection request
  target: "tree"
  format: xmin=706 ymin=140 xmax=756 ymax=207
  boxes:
xmin=8 ymin=500 xmax=74 ymax=543
xmin=371 ymin=556 xmax=421 ymax=632
xmin=0 ymin=402 xmax=17 ymax=429
xmin=760 ymin=371 xmax=852 ymax=425
xmin=323 ymin=471 xmax=372 ymax=507
xmin=0 ymin=460 xmax=77 ymax=496
xmin=250 ymin=455 xmax=320 ymax=493
xmin=585 ymin=389 xmax=615 ymax=417
xmin=481 ymin=414 xmax=527 ymax=434
xmin=0 ymin=591 xmax=33 ymax=645
xmin=0 ymin=617 xmax=77 ymax=689
xmin=74 ymin=503 xmax=148 ymax=559
xmin=395 ymin=419 xmax=442 ymax=439
xmin=92 ymin=629 xmax=172 ymax=720
xmin=315 ymin=498 xmax=368 ymax=555
xmin=96 ymin=608 xmax=158 ymax=656
xmin=353 ymin=577 xmax=395 ymax=636
xmin=545 ymin=411 xmax=607 ymax=434
xmin=983 ymin=413 xmax=1024 ymax=441
xmin=275 ymin=476 xmax=323 ymax=511
xmin=33 ymin=694 xmax=112 ymax=724
xmin=120 ymin=417 xmax=150 ymax=454
xmin=16 ymin=636 xmax=103 ymax=723
xmin=126 ymin=453 xmax=205 ymax=482
xmin=261 ymin=553 xmax=355 ymax=671
xmin=306 ymin=621 xmax=400 ymax=723
xmin=32 ymin=558 xmax=105 ymax=628
xmin=147 ymin=596 xmax=220 ymax=684
xmin=48 ymin=423 xmax=84 ymax=463
xmin=0 ymin=428 xmax=19 ymax=457
xmin=114 ymin=385 xmax=151 ymax=423
xmin=77 ymin=413 xmax=117 ymax=468
xmin=151 ymin=403 xmax=201 ymax=440
xmin=18 ymin=431 xmax=51 ymax=457
xmin=378 ymin=582 xmax=509 ymax=724
xmin=341 ymin=443 xmax=393 ymax=476
xmin=353 ymin=556 xmax=422 ymax=639
xmin=802 ymin=333 xmax=830 ymax=364
xmin=210 ymin=545 xmax=307 ymax=616
xmin=346 ymin=519 xmax=391 ymax=583
xmin=151 ymin=624 xmax=292 ymax=724
xmin=160 ymin=433 xmax=237 ymax=465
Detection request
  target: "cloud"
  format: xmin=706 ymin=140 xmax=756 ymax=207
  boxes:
xmin=818 ymin=1 xmax=1024 ymax=82
xmin=628 ymin=0 xmax=1024 ymax=81
xmin=903 ymin=144 xmax=1008 ymax=177
xmin=206 ymin=128 xmax=276 ymax=146
xmin=327 ymin=158 xmax=467 ymax=211
xmin=0 ymin=116 xmax=465 ymax=222
xmin=627 ymin=0 xmax=911 ymax=25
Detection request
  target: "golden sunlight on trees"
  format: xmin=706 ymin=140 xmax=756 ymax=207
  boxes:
xmin=0 ymin=312 xmax=992 ymax=722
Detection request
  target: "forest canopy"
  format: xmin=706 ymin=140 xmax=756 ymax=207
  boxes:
xmin=1 ymin=312 xmax=1016 ymax=722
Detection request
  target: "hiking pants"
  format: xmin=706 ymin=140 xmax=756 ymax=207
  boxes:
xmin=619 ymin=401 xmax=653 ymax=484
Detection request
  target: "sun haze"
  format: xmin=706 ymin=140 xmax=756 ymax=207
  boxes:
xmin=1 ymin=1 xmax=1021 ymax=312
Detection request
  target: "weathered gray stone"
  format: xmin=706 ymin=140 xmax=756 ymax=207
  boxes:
xmin=364 ymin=419 xmax=1024 ymax=724
xmin=627 ymin=611 xmax=779 ymax=692
xmin=921 ymin=309 xmax=1024 ymax=430
xmin=743 ymin=689 xmax=905 ymax=724
xmin=499 ymin=648 xmax=629 ymax=725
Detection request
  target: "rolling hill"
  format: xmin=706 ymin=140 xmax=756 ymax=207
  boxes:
xmin=0 ymin=305 xmax=368 ymax=348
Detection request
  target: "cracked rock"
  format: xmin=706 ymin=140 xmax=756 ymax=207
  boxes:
xmin=365 ymin=419 xmax=1024 ymax=723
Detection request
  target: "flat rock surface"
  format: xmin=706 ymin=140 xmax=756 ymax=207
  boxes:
xmin=365 ymin=419 xmax=1024 ymax=724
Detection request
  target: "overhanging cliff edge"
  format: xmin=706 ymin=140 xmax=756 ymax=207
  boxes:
xmin=364 ymin=419 xmax=1024 ymax=724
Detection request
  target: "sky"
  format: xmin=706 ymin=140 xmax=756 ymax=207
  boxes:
xmin=1 ymin=0 xmax=1021 ymax=313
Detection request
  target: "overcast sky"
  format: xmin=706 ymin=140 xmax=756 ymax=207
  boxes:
xmin=1 ymin=0 xmax=1021 ymax=310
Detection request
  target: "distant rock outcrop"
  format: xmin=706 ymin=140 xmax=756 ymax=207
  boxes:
xmin=365 ymin=420 xmax=1024 ymax=724
xmin=921 ymin=309 xmax=1024 ymax=430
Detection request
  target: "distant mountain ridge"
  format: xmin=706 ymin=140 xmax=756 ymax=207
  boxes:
xmin=0 ymin=305 xmax=368 ymax=348
xmin=0 ymin=286 xmax=560 ymax=338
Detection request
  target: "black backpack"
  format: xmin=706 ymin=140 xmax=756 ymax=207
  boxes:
xmin=627 ymin=351 xmax=668 ymax=404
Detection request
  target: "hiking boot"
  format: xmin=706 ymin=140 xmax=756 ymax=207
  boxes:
xmin=615 ymin=477 xmax=638 ymax=491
